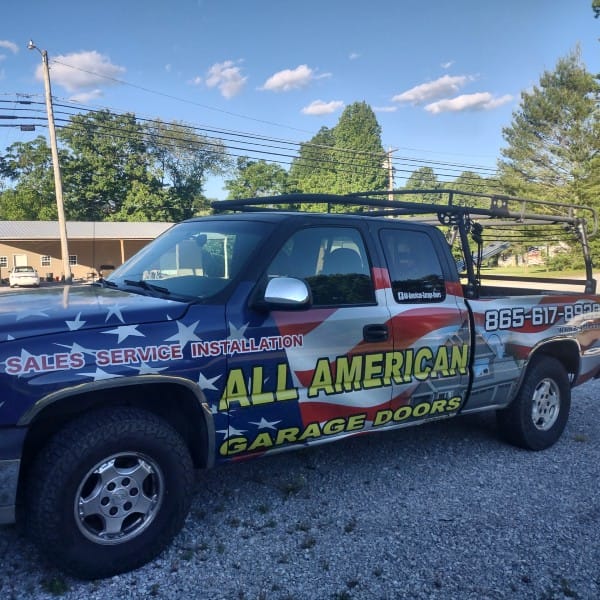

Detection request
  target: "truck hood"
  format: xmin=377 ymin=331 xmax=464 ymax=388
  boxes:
xmin=0 ymin=285 xmax=188 ymax=342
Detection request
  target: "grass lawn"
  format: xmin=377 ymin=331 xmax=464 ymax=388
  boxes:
xmin=479 ymin=266 xmax=585 ymax=278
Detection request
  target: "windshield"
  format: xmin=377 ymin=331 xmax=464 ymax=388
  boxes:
xmin=107 ymin=219 xmax=273 ymax=300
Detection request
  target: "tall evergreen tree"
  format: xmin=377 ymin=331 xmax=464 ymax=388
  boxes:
xmin=289 ymin=102 xmax=386 ymax=199
xmin=331 ymin=102 xmax=387 ymax=194
xmin=497 ymin=49 xmax=599 ymax=204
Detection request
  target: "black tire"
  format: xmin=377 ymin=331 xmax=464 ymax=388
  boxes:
xmin=26 ymin=407 xmax=194 ymax=579
xmin=496 ymin=356 xmax=570 ymax=451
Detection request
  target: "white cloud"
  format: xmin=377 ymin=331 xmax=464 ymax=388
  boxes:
xmin=373 ymin=106 xmax=398 ymax=113
xmin=205 ymin=60 xmax=247 ymax=98
xmin=188 ymin=75 xmax=202 ymax=86
xmin=69 ymin=89 xmax=104 ymax=103
xmin=425 ymin=92 xmax=513 ymax=113
xmin=261 ymin=64 xmax=330 ymax=92
xmin=441 ymin=61 xmax=454 ymax=69
xmin=301 ymin=100 xmax=344 ymax=115
xmin=393 ymin=74 xmax=472 ymax=104
xmin=37 ymin=51 xmax=125 ymax=92
xmin=0 ymin=40 xmax=18 ymax=54
xmin=165 ymin=63 xmax=172 ymax=73
xmin=349 ymin=52 xmax=360 ymax=60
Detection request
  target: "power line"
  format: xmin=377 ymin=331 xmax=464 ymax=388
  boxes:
xmin=0 ymin=97 xmax=504 ymax=191
xmin=1 ymin=95 xmax=502 ymax=176
xmin=49 ymin=59 xmax=314 ymax=135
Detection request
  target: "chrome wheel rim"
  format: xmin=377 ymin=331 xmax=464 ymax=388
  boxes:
xmin=74 ymin=452 xmax=164 ymax=545
xmin=531 ymin=378 xmax=560 ymax=431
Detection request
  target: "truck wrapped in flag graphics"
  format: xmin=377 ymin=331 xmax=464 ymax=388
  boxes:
xmin=1 ymin=190 xmax=599 ymax=578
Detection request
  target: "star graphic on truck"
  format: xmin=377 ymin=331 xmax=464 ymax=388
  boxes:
xmin=165 ymin=320 xmax=201 ymax=348
xmin=102 ymin=324 xmax=146 ymax=343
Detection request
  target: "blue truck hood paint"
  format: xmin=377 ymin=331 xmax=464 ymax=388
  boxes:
xmin=0 ymin=285 xmax=188 ymax=341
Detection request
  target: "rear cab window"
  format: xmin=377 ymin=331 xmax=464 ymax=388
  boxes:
xmin=380 ymin=229 xmax=446 ymax=303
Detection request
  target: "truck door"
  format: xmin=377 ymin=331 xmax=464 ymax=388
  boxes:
xmin=220 ymin=224 xmax=393 ymax=459
xmin=378 ymin=226 xmax=471 ymax=425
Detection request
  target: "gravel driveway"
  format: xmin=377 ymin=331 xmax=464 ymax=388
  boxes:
xmin=1 ymin=380 xmax=599 ymax=600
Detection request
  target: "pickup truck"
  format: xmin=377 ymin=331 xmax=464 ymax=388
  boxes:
xmin=1 ymin=190 xmax=599 ymax=579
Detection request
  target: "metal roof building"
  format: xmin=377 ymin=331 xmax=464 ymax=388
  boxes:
xmin=0 ymin=221 xmax=172 ymax=240
xmin=0 ymin=221 xmax=172 ymax=282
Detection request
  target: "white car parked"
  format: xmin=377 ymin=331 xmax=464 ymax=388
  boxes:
xmin=9 ymin=266 xmax=40 ymax=288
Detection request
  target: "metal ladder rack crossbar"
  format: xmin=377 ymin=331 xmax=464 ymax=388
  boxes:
xmin=211 ymin=189 xmax=597 ymax=295
xmin=211 ymin=189 xmax=597 ymax=235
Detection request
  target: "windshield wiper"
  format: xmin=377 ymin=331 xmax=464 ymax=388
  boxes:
xmin=94 ymin=277 xmax=118 ymax=289
xmin=123 ymin=279 xmax=170 ymax=296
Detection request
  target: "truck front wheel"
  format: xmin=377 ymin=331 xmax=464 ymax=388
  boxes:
xmin=26 ymin=407 xmax=194 ymax=579
xmin=496 ymin=356 xmax=570 ymax=450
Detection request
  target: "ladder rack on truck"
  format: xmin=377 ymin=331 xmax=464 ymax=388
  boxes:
xmin=212 ymin=189 xmax=598 ymax=296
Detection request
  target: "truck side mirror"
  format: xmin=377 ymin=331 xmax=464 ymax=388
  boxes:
xmin=252 ymin=277 xmax=312 ymax=311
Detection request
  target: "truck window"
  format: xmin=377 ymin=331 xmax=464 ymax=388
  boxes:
xmin=380 ymin=229 xmax=446 ymax=303
xmin=267 ymin=226 xmax=375 ymax=306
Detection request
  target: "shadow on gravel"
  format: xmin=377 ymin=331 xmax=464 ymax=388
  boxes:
xmin=1 ymin=398 xmax=599 ymax=599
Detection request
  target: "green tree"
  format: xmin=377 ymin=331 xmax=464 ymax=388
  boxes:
xmin=1 ymin=110 xmax=231 ymax=222
xmin=451 ymin=171 xmax=488 ymax=193
xmin=225 ymin=157 xmax=289 ymax=199
xmin=289 ymin=102 xmax=386 ymax=199
xmin=593 ymin=0 xmax=600 ymax=18
xmin=0 ymin=136 xmax=57 ymax=219
xmin=146 ymin=120 xmax=229 ymax=219
xmin=59 ymin=110 xmax=157 ymax=220
xmin=405 ymin=166 xmax=442 ymax=203
xmin=289 ymin=126 xmax=337 ymax=194
xmin=497 ymin=49 xmax=599 ymax=204
xmin=448 ymin=171 xmax=497 ymax=208
xmin=330 ymin=101 xmax=387 ymax=194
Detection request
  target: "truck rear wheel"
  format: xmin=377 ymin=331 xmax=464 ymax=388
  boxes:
xmin=26 ymin=407 xmax=194 ymax=579
xmin=496 ymin=356 xmax=570 ymax=450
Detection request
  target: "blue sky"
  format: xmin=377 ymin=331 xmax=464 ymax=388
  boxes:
xmin=1 ymin=0 xmax=598 ymax=198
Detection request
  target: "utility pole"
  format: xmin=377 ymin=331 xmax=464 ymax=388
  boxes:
xmin=28 ymin=40 xmax=72 ymax=283
xmin=385 ymin=147 xmax=397 ymax=200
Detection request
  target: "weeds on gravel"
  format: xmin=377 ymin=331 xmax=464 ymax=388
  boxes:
xmin=180 ymin=547 xmax=195 ymax=561
xmin=541 ymin=576 xmax=579 ymax=599
xmin=300 ymin=535 xmax=316 ymax=549
xmin=344 ymin=516 xmax=357 ymax=533
xmin=295 ymin=520 xmax=310 ymax=532
xmin=278 ymin=474 xmax=307 ymax=498
xmin=40 ymin=575 xmax=70 ymax=596
xmin=257 ymin=502 xmax=270 ymax=514
xmin=573 ymin=433 xmax=588 ymax=443
xmin=558 ymin=577 xmax=578 ymax=598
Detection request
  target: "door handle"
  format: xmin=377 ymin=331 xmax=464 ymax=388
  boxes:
xmin=363 ymin=324 xmax=389 ymax=343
